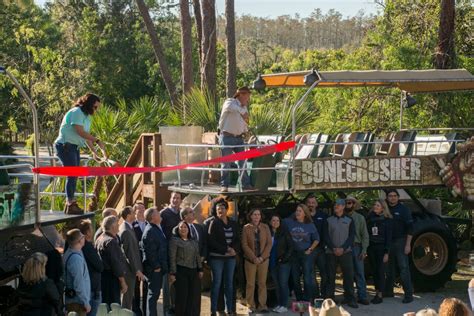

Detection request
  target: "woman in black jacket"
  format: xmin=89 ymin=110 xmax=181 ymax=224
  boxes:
xmin=207 ymin=198 xmax=240 ymax=316
xmin=268 ymin=214 xmax=294 ymax=313
xmin=17 ymin=252 xmax=61 ymax=316
xmin=366 ymin=198 xmax=393 ymax=304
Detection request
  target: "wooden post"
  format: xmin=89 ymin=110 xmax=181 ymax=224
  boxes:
xmin=152 ymin=134 xmax=161 ymax=205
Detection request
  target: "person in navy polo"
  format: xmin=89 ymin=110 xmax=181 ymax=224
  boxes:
xmin=384 ymin=189 xmax=414 ymax=304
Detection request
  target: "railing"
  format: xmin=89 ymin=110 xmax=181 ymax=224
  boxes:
xmin=0 ymin=154 xmax=95 ymax=211
xmin=166 ymin=134 xmax=470 ymax=193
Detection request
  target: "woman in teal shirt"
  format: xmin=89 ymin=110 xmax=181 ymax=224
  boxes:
xmin=55 ymin=93 xmax=106 ymax=214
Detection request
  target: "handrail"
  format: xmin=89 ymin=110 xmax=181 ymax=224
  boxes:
xmin=166 ymin=138 xmax=466 ymax=148
xmin=165 ymin=134 xmax=471 ymax=191
xmin=1 ymin=67 xmax=41 ymax=226
xmin=1 ymin=156 xmax=96 ymax=212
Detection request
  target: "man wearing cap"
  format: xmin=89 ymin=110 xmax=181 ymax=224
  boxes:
xmin=384 ymin=189 xmax=414 ymax=304
xmin=324 ymin=199 xmax=357 ymax=308
xmin=345 ymin=196 xmax=369 ymax=305
xmin=217 ymin=86 xmax=255 ymax=192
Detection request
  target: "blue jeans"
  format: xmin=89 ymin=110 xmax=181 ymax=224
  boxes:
xmin=291 ymin=250 xmax=316 ymax=301
xmin=352 ymin=244 xmax=368 ymax=300
xmin=270 ymin=262 xmax=291 ymax=307
xmin=88 ymin=291 xmax=101 ymax=316
xmin=219 ymin=135 xmax=250 ymax=187
xmin=209 ymin=257 xmax=236 ymax=313
xmin=147 ymin=271 xmax=163 ymax=316
xmin=55 ymin=142 xmax=80 ymax=202
xmin=386 ymin=237 xmax=413 ymax=298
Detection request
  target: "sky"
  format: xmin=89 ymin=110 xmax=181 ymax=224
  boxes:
xmin=34 ymin=0 xmax=381 ymax=18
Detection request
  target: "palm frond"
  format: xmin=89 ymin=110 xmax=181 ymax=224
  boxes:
xmin=180 ymin=88 xmax=222 ymax=132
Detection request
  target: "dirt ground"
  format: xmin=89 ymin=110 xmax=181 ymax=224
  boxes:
xmin=154 ymin=263 xmax=473 ymax=316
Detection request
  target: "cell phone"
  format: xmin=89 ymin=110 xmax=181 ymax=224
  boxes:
xmin=314 ymin=298 xmax=324 ymax=308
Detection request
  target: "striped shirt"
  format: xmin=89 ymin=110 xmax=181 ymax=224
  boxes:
xmin=224 ymin=225 xmax=233 ymax=246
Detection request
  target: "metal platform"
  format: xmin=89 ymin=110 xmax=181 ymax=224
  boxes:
xmin=168 ymin=184 xmax=289 ymax=196
xmin=0 ymin=211 xmax=95 ymax=233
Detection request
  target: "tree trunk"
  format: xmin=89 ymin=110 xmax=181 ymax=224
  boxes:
xmin=225 ymin=0 xmax=237 ymax=98
xmin=200 ymin=0 xmax=217 ymax=97
xmin=435 ymin=0 xmax=456 ymax=69
xmin=192 ymin=0 xmax=203 ymax=65
xmin=180 ymin=0 xmax=194 ymax=96
xmin=88 ymin=176 xmax=104 ymax=212
xmin=135 ymin=0 xmax=178 ymax=107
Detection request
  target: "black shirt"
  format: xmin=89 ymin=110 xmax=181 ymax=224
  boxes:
xmin=366 ymin=212 xmax=393 ymax=254
xmin=388 ymin=202 xmax=413 ymax=240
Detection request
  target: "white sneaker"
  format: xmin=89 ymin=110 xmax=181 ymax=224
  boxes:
xmin=273 ymin=306 xmax=281 ymax=312
xmin=277 ymin=306 xmax=288 ymax=313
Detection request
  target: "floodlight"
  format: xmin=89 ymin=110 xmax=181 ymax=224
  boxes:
xmin=252 ymin=74 xmax=266 ymax=91
xmin=303 ymin=69 xmax=321 ymax=86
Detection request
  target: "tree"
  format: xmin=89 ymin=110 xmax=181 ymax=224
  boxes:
xmin=192 ymin=0 xmax=203 ymax=63
xmin=435 ymin=0 xmax=456 ymax=68
xmin=225 ymin=0 xmax=236 ymax=97
xmin=179 ymin=0 xmax=194 ymax=95
xmin=200 ymin=0 xmax=217 ymax=97
xmin=135 ymin=0 xmax=178 ymax=106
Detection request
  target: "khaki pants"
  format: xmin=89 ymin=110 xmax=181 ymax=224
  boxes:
xmin=244 ymin=259 xmax=269 ymax=310
xmin=66 ymin=303 xmax=87 ymax=316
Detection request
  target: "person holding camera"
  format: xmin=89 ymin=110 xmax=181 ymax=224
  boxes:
xmin=64 ymin=229 xmax=91 ymax=316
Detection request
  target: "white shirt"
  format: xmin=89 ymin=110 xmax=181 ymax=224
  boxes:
xmin=218 ymin=98 xmax=248 ymax=136
xmin=137 ymin=220 xmax=146 ymax=232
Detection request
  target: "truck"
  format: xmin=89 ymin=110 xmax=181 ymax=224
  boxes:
xmin=161 ymin=69 xmax=474 ymax=291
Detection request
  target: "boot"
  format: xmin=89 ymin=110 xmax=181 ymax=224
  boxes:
xmin=65 ymin=201 xmax=84 ymax=215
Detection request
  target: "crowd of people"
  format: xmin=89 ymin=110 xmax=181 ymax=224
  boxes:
xmin=15 ymin=188 xmax=474 ymax=316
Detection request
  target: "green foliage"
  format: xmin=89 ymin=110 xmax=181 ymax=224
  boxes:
xmin=1 ymin=0 xmax=472 ymax=218
xmin=250 ymin=96 xmax=319 ymax=136
xmin=91 ymin=96 xmax=177 ymax=163
xmin=24 ymin=133 xmax=35 ymax=156
xmin=180 ymin=88 xmax=222 ymax=132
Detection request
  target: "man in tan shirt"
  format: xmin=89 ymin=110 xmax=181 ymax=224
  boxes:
xmin=218 ymin=86 xmax=255 ymax=192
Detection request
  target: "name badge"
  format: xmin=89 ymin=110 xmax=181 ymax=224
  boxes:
xmin=372 ymin=226 xmax=378 ymax=236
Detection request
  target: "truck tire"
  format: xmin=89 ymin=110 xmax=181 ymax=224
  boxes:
xmin=410 ymin=215 xmax=457 ymax=292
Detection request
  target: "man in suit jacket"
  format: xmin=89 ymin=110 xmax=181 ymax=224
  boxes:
xmin=181 ymin=207 xmax=207 ymax=260
xmin=160 ymin=191 xmax=182 ymax=315
xmin=119 ymin=206 xmax=145 ymax=309
xmin=132 ymin=201 xmax=147 ymax=316
xmin=141 ymin=207 xmax=168 ymax=316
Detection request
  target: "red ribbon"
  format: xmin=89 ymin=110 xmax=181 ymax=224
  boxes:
xmin=33 ymin=141 xmax=295 ymax=177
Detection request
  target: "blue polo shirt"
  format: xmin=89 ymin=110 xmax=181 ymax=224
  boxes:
xmin=55 ymin=107 xmax=91 ymax=147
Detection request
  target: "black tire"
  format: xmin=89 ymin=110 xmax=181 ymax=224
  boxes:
xmin=410 ymin=215 xmax=457 ymax=292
